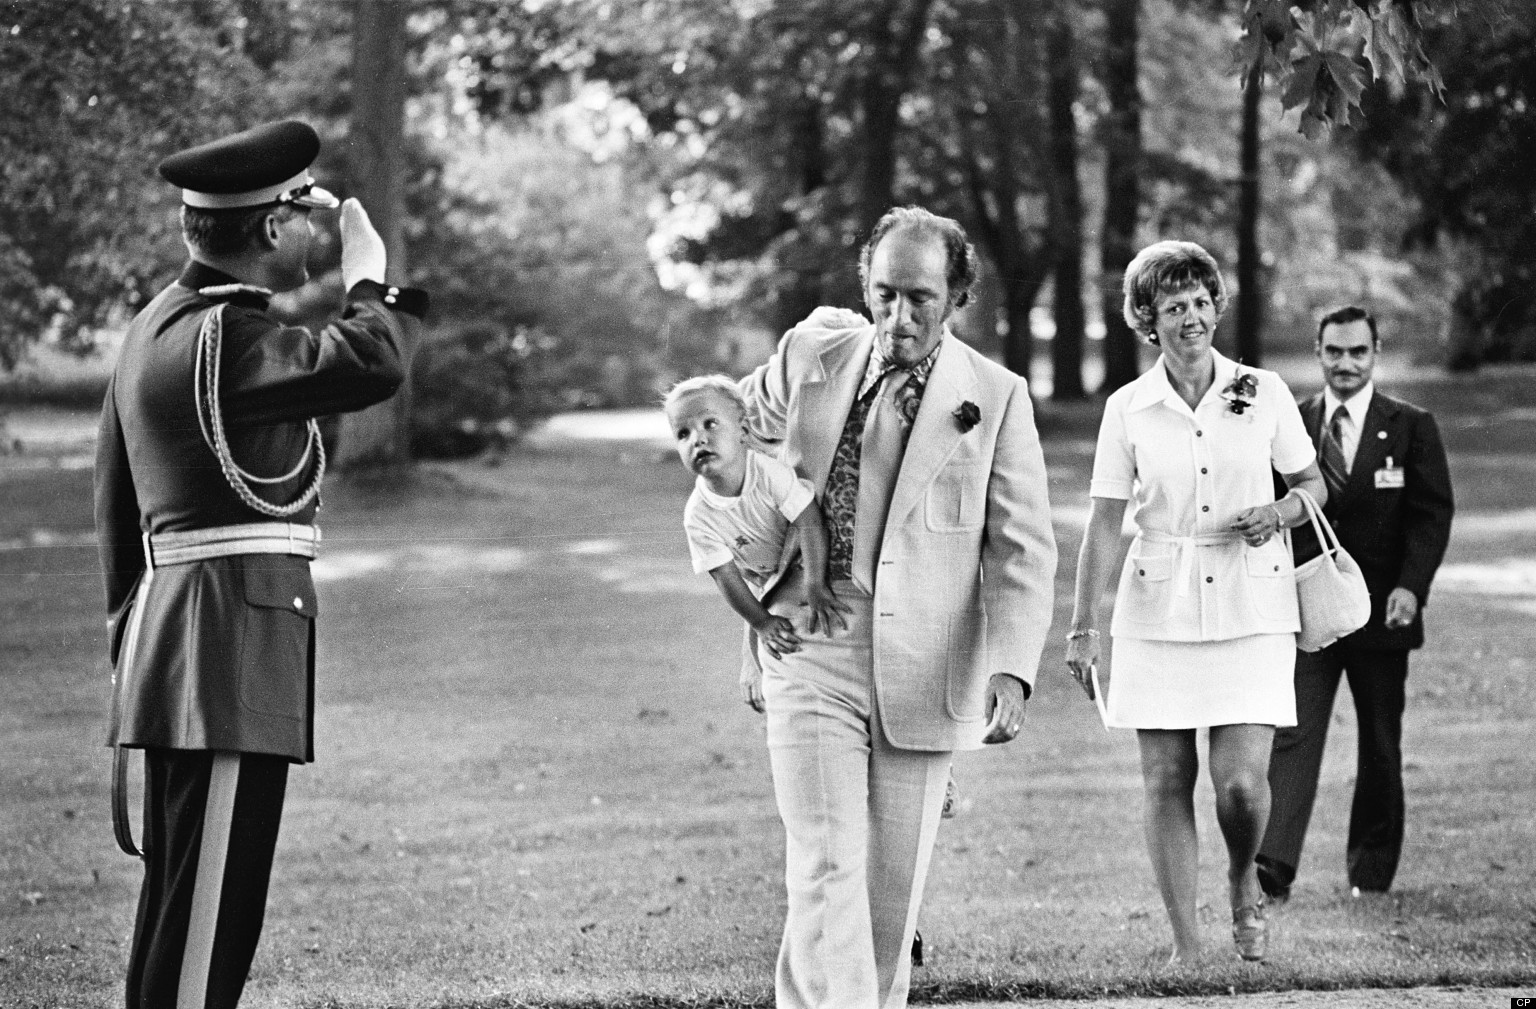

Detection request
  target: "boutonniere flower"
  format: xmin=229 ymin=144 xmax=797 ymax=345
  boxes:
xmin=894 ymin=384 xmax=923 ymax=428
xmin=954 ymin=401 xmax=981 ymax=432
xmin=1221 ymin=370 xmax=1258 ymax=415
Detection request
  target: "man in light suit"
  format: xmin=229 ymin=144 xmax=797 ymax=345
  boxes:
xmin=740 ymin=206 xmax=1056 ymax=1008
xmin=1257 ymin=305 xmax=1454 ymax=901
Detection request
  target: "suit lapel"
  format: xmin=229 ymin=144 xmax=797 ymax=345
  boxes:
xmin=1343 ymin=394 xmax=1400 ymax=504
xmin=796 ymin=327 xmax=873 ymax=490
xmin=885 ymin=335 xmax=974 ymax=530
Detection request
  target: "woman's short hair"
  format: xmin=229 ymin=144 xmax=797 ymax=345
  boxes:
xmin=181 ymin=203 xmax=300 ymax=258
xmin=858 ymin=206 xmax=979 ymax=309
xmin=1121 ymin=240 xmax=1228 ymax=343
xmin=662 ymin=374 xmax=746 ymax=421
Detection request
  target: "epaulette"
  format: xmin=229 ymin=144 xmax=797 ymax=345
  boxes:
xmin=198 ymin=283 xmax=273 ymax=310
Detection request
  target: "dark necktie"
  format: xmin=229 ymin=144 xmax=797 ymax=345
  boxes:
xmin=1320 ymin=406 xmax=1349 ymax=501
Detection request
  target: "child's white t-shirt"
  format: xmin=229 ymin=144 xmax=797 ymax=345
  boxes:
xmin=683 ymin=450 xmax=815 ymax=585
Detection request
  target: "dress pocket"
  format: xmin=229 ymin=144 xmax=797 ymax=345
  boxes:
xmin=1244 ymin=545 xmax=1296 ymax=621
xmin=1119 ymin=552 xmax=1173 ymax=625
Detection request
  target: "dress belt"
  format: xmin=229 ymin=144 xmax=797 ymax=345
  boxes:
xmin=144 ymin=521 xmax=321 ymax=568
xmin=1137 ymin=528 xmax=1241 ymax=597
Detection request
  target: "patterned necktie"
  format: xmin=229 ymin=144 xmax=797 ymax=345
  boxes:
xmin=1320 ymin=406 xmax=1350 ymax=501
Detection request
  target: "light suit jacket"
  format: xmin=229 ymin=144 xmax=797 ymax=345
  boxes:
xmin=740 ymin=313 xmax=1057 ymax=751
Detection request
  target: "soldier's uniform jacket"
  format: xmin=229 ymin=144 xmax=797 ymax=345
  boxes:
xmin=95 ymin=261 xmax=425 ymax=762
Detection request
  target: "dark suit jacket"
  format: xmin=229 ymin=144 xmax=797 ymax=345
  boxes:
xmin=95 ymin=261 xmax=425 ymax=761
xmin=1290 ymin=390 xmax=1453 ymax=651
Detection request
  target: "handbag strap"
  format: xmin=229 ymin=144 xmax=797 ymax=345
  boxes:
xmin=1292 ymin=486 xmax=1343 ymax=559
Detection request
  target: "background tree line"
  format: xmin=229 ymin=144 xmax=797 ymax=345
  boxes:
xmin=2 ymin=0 xmax=1528 ymax=462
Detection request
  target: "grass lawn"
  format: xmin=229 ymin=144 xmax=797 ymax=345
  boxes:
xmin=2 ymin=366 xmax=1535 ymax=1008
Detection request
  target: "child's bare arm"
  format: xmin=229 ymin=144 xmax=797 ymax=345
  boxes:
xmin=790 ymin=499 xmax=851 ymax=635
xmin=708 ymin=562 xmax=801 ymax=658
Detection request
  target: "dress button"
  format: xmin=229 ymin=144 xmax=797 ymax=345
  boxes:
xmin=293 ymin=596 xmax=304 ymax=610
xmin=1196 ymin=430 xmax=1203 ymax=437
xmin=1205 ymin=576 xmax=1213 ymax=584
xmin=1201 ymin=505 xmax=1209 ymax=512
xmin=1201 ymin=467 xmax=1208 ymax=474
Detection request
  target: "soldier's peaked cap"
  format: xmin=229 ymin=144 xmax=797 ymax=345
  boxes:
xmin=158 ymin=120 xmax=339 ymax=211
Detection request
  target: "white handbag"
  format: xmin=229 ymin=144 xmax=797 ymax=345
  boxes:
xmin=1291 ymin=487 xmax=1372 ymax=652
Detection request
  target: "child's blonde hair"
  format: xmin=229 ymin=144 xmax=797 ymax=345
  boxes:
xmin=662 ymin=374 xmax=747 ymax=422
xmin=663 ymin=374 xmax=779 ymax=448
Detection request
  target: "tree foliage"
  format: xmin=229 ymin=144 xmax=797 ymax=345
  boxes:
xmin=0 ymin=0 xmax=275 ymax=367
xmin=1350 ymin=0 xmax=1536 ymax=363
xmin=1235 ymin=0 xmax=1449 ymax=139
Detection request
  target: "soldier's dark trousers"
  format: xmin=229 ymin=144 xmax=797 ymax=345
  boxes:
xmin=127 ymin=748 xmax=288 ymax=1009
xmin=1260 ymin=643 xmax=1409 ymax=893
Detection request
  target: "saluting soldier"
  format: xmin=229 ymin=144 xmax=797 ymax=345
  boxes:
xmin=94 ymin=120 xmax=428 ymax=1009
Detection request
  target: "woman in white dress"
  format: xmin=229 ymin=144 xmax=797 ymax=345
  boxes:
xmin=1065 ymin=241 xmax=1327 ymax=965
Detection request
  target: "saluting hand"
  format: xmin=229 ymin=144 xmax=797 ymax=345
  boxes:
xmin=340 ymin=198 xmax=388 ymax=289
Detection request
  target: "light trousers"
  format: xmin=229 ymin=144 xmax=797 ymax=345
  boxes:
xmin=763 ymin=589 xmax=952 ymax=1009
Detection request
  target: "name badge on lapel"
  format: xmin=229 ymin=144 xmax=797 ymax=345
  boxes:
xmin=1375 ymin=455 xmax=1405 ymax=489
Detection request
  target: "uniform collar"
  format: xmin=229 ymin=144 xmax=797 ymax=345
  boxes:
xmin=177 ymin=261 xmax=273 ymax=310
xmin=1323 ymin=381 xmax=1374 ymax=427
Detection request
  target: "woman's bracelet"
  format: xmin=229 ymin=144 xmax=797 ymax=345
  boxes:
xmin=1269 ymin=503 xmax=1285 ymax=530
xmin=1066 ymin=628 xmax=1100 ymax=641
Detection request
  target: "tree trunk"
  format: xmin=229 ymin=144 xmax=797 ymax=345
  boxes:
xmin=335 ymin=0 xmax=416 ymax=471
xmin=858 ymin=0 xmax=935 ymax=235
xmin=1235 ymin=61 xmax=1264 ymax=366
xmin=1099 ymin=0 xmax=1142 ymax=392
xmin=1046 ymin=6 xmax=1086 ymax=400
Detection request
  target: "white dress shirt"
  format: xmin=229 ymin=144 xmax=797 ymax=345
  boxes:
xmin=1090 ymin=351 xmax=1316 ymax=641
xmin=1323 ymin=381 xmax=1375 ymax=471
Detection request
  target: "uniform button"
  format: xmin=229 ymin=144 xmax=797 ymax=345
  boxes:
xmin=293 ymin=596 xmax=304 ymax=610
xmin=1205 ymin=576 xmax=1213 ymax=584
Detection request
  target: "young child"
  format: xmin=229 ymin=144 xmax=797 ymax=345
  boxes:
xmin=664 ymin=374 xmax=847 ymax=710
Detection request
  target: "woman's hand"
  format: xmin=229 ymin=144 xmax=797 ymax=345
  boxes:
xmin=753 ymin=615 xmax=802 ymax=659
xmin=1230 ymin=503 xmax=1283 ymax=547
xmin=1065 ymin=631 xmax=1100 ymax=699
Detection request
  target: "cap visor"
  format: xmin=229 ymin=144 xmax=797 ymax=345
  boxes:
xmin=291 ymin=184 xmax=339 ymax=209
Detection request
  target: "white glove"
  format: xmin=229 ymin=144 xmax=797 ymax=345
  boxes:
xmin=340 ymin=197 xmax=387 ymax=289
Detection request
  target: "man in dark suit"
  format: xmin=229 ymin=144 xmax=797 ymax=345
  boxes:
xmin=96 ymin=120 xmax=427 ymax=1009
xmin=1257 ymin=305 xmax=1454 ymax=901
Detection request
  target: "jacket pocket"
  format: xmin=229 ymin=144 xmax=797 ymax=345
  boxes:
xmin=925 ymin=464 xmax=984 ymax=532
xmin=1119 ymin=552 xmax=1173 ymax=625
xmin=238 ymin=562 xmax=315 ymax=720
xmin=1244 ymin=546 xmax=1296 ymax=621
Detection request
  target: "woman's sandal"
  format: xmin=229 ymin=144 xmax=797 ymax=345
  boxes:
xmin=1232 ymin=898 xmax=1268 ymax=962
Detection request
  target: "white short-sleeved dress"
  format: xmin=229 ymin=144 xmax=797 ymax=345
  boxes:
xmin=1090 ymin=351 xmax=1315 ymax=729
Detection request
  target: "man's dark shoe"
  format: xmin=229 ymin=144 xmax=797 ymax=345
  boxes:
xmin=1255 ymin=855 xmax=1293 ymax=904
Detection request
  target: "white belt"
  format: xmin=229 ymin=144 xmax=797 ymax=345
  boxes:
xmin=1138 ymin=528 xmax=1240 ymax=597
xmin=144 ymin=522 xmax=320 ymax=568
